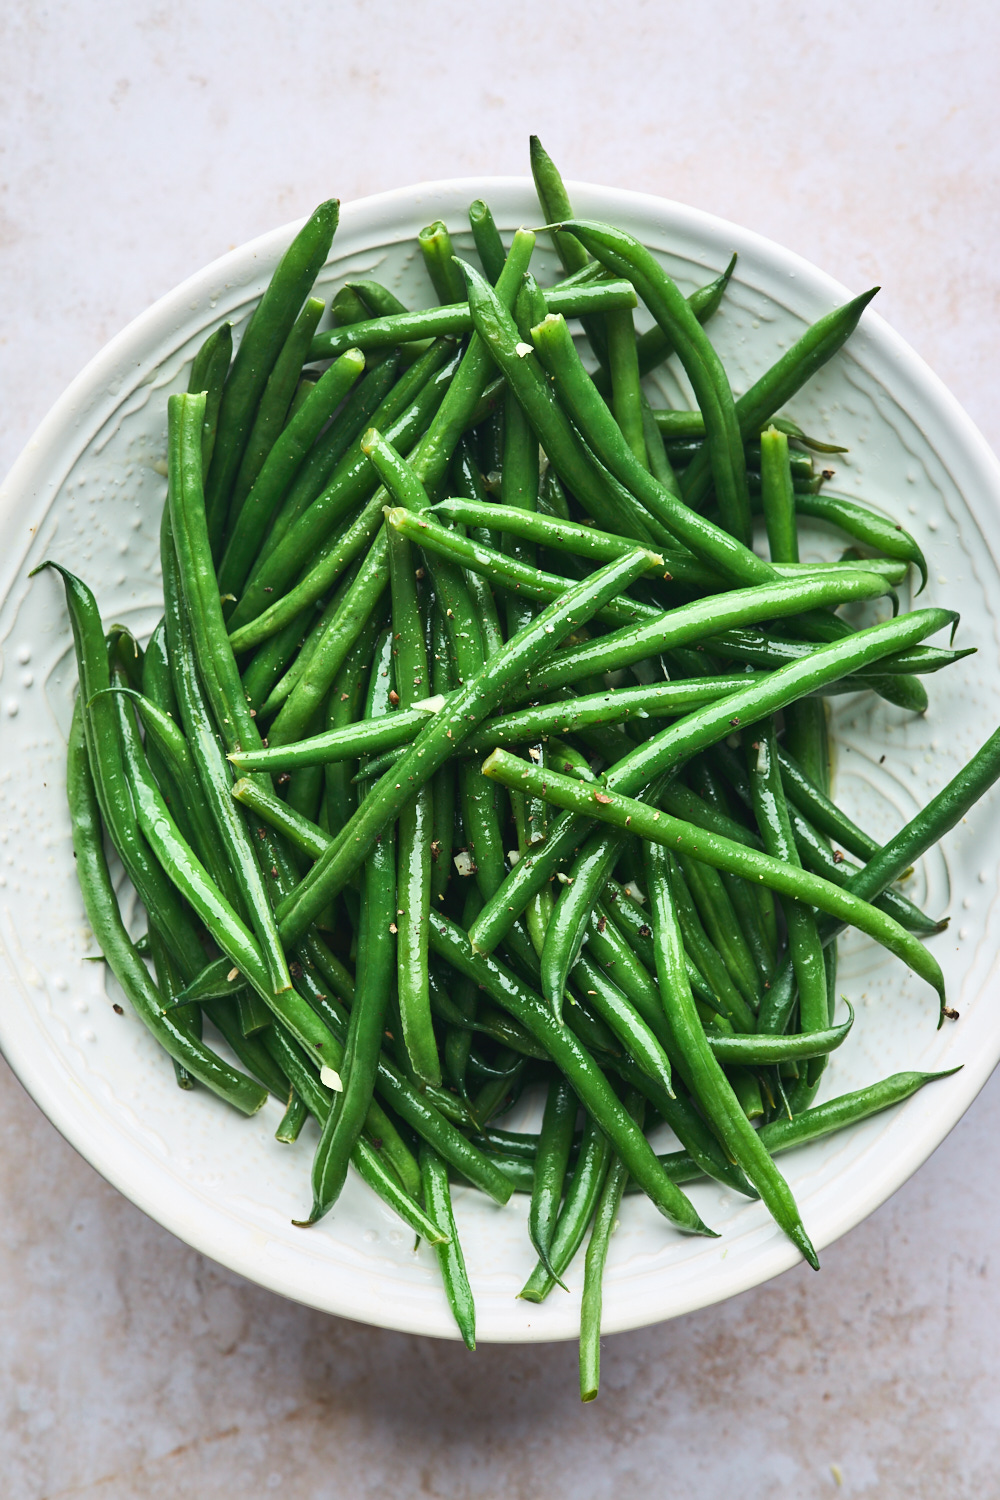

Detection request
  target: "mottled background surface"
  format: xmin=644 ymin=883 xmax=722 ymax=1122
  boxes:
xmin=2 ymin=2 xmax=1000 ymax=1494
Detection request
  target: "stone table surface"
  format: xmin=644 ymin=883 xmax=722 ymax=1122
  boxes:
xmin=2 ymin=2 xmax=1000 ymax=1495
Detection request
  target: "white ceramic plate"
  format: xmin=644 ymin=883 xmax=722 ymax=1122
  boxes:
xmin=2 ymin=178 xmax=999 ymax=1344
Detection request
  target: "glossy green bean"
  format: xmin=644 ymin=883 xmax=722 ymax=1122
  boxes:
xmin=468 ymin=199 xmax=506 ymax=283
xmin=679 ymin=286 xmax=879 ymax=511
xmin=645 ymin=842 xmax=818 ymax=1267
xmin=519 ymin=1114 xmax=614 ymax=1302
xmin=219 ymin=347 xmax=366 ymax=600
xmin=521 ymin=570 xmax=893 ymax=696
xmin=468 ymin=603 xmax=948 ymax=963
xmin=421 ymin=1144 xmax=475 ymax=1348
xmin=554 ymin=222 xmax=751 ymax=544
xmin=263 ymin=1025 xmax=450 ymax=1245
xmin=35 ymin=561 xmax=206 ymax=979
xmin=228 ymin=341 xmax=457 ymax=639
xmin=228 ymin=295 xmax=325 ymax=518
xmin=579 ymin=1088 xmax=644 ymax=1401
xmin=205 ymin=199 xmax=339 ymax=550
xmin=530 ymin=1078 xmax=578 ymax=1284
xmin=188 ymin=321 xmax=233 ymax=473
xmin=307 ymin=279 xmax=638 ymax=364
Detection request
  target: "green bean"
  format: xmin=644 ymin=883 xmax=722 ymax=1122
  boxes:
xmin=35 ymin=561 xmax=207 ymax=979
xmin=530 ymin=1078 xmax=578 ymax=1284
xmin=308 ymin=794 xmax=398 ymax=1220
xmin=764 ymin=489 xmax=929 ymax=590
xmin=66 ymin=700 xmax=267 ymax=1113
xmin=519 ymin=1114 xmax=615 ymax=1303
xmin=838 ymin=718 xmax=1000 ymax=935
xmin=273 ymin=549 xmax=654 ymax=943
xmin=482 ymin=749 xmax=947 ymax=1016
xmin=458 ymin=260 xmax=666 ymax=545
xmin=228 ymin=295 xmax=325 ymax=517
xmin=679 ymin=286 xmax=879 ymax=511
xmin=146 ymin=918 xmax=200 ymax=1091
xmin=676 ymin=852 xmax=762 ymax=1012
xmin=606 ymin=305 xmax=648 ymax=466
xmin=530 ymin=307 xmax=758 ymax=568
xmin=777 ymin=744 xmax=878 ymax=861
xmin=166 ymin=400 xmax=294 ymax=998
xmin=644 ymin=842 xmax=818 ymax=1266
xmin=227 ymin=677 xmax=754 ymax=778
xmin=709 ymin=1005 xmax=853 ymax=1063
xmin=553 ymin=222 xmax=751 ymax=544
xmin=667 ymin=858 xmax=756 ymax=1031
xmin=529 ymin=134 xmax=589 ymax=274
xmin=205 ymin=199 xmax=339 ymax=551
xmin=219 ymin=347 xmax=366 ymax=601
xmin=187 ymin=322 xmax=233 ymax=474
xmin=389 ymin=507 xmax=656 ymax=628
xmin=604 ymin=254 xmax=739 ymax=394
xmin=468 ymin=198 xmax=506 ymax=283
xmin=651 ymin=1069 xmax=960 ymax=1186
xmin=307 ymin=279 xmax=638 ymax=364
xmin=428 ymin=913 xmax=711 ymax=1234
xmin=746 ymin=722 xmax=828 ymax=1045
xmin=699 ymin=627 xmax=970 ymax=680
xmin=386 ymin=519 xmax=438 ymax=1085
xmin=419 ymin=220 xmax=468 ymax=305
xmin=580 ymin=1088 xmax=644 ymax=1401
xmin=521 ymin=570 xmax=893 ymax=696
xmin=787 ymin=805 xmax=942 ymax=935
xmin=421 ymin=1144 xmax=475 ymax=1348
xmin=228 ymin=340 xmax=457 ymax=639
xmin=760 ymin=424 xmax=798 ymax=564
xmin=572 ymin=955 xmax=675 ymax=1096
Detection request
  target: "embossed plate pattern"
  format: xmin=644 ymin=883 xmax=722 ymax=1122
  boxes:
xmin=1 ymin=179 xmax=999 ymax=1342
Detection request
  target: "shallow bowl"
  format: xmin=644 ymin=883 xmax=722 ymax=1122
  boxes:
xmin=2 ymin=177 xmax=999 ymax=1342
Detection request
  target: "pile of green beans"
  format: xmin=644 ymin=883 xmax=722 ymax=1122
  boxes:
xmin=48 ymin=139 xmax=995 ymax=1400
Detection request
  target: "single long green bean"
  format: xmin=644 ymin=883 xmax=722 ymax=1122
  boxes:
xmin=306 ymin=280 xmax=638 ymax=363
xmin=205 ymin=199 xmax=339 ymax=550
xmin=644 ymin=842 xmax=818 ymax=1267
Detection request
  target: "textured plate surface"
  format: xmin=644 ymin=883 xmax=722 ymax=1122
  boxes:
xmin=1 ymin=177 xmax=999 ymax=1344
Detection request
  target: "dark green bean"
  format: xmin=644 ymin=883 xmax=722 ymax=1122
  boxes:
xmin=421 ymin=1144 xmax=475 ymax=1348
xmin=530 ymin=1078 xmax=578 ymax=1284
xmin=187 ymin=322 xmax=233 ymax=473
xmin=228 ymin=295 xmax=325 ymax=517
xmin=553 ymin=223 xmax=751 ymax=544
xmin=205 ymin=199 xmax=339 ymax=551
xmin=481 ymin=749 xmax=947 ymax=1013
xmin=218 ymin=347 xmax=366 ymax=601
xmin=644 ymin=842 xmax=818 ymax=1267
xmin=306 ymin=279 xmax=638 ymax=363
xmin=519 ymin=1114 xmax=614 ymax=1303
xmin=678 ymin=286 xmax=879 ymax=511
xmin=579 ymin=1088 xmax=644 ymax=1401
